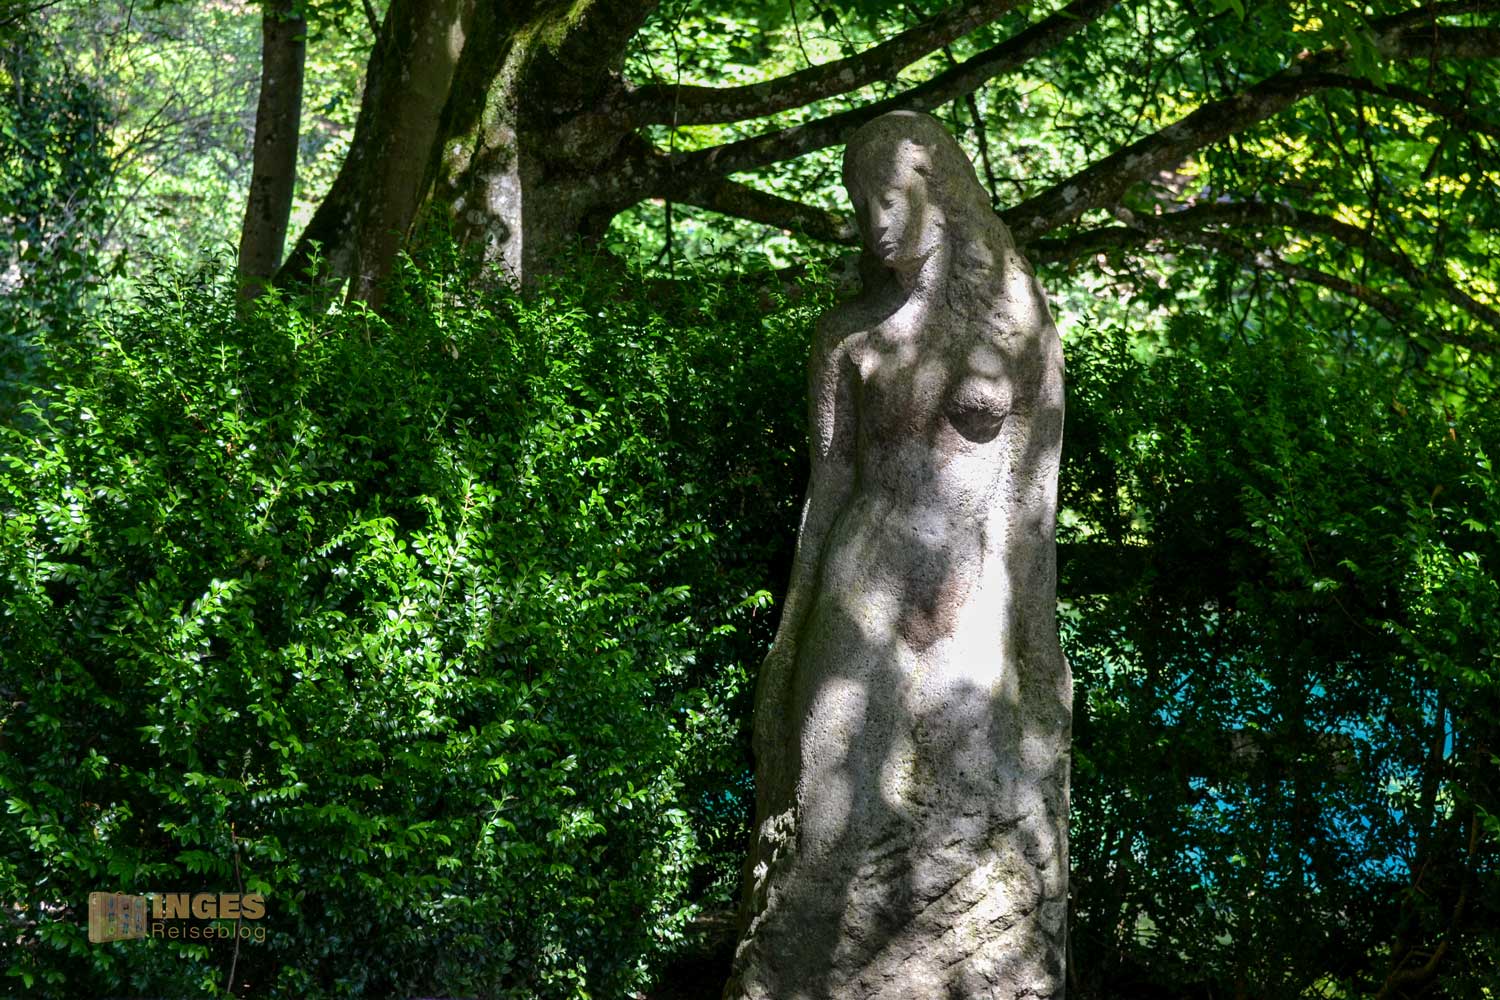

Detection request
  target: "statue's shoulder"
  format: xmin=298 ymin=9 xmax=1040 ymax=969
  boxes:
xmin=812 ymin=298 xmax=873 ymax=357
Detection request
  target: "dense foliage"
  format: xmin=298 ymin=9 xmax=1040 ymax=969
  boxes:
xmin=4 ymin=245 xmax=1496 ymax=997
xmin=0 ymin=250 xmax=814 ymax=998
xmin=0 ymin=30 xmax=111 ymax=409
xmin=1062 ymin=317 xmax=1500 ymax=996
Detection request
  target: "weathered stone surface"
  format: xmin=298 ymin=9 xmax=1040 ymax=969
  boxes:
xmin=725 ymin=111 xmax=1069 ymax=1000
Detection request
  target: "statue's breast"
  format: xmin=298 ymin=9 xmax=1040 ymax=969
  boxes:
xmin=849 ymin=325 xmax=1014 ymax=451
xmin=944 ymin=373 xmax=1010 ymax=444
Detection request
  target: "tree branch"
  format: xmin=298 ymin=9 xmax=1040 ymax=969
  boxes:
xmin=1304 ymin=72 xmax=1500 ymax=140
xmin=626 ymin=0 xmax=1030 ymax=126
xmin=1374 ymin=810 xmax=1479 ymax=999
xmin=665 ymin=0 xmax=1118 ymax=179
xmin=1196 ymin=236 xmax=1415 ymax=324
xmin=671 ymin=176 xmax=858 ymax=245
xmin=1031 ymin=215 xmax=1500 ymax=353
xmin=1371 ymin=0 xmax=1500 ymax=32
xmin=0 ymin=1 xmax=64 ymax=30
xmin=1001 ymin=19 xmax=1500 ymax=243
xmin=541 ymin=0 xmax=663 ymax=107
xmin=1001 ymin=57 xmax=1343 ymax=242
xmin=1385 ymin=24 xmax=1500 ymax=61
xmin=1047 ymin=202 xmax=1500 ymax=329
xmin=1028 ymin=224 xmax=1143 ymax=262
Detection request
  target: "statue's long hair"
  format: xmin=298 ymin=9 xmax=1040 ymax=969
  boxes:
xmin=842 ymin=111 xmax=1029 ymax=319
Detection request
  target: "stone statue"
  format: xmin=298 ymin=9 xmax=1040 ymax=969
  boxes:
xmin=724 ymin=111 xmax=1070 ymax=1000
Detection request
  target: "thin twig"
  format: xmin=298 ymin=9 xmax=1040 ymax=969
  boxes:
xmin=224 ymin=822 xmax=244 ymax=998
xmin=787 ymin=0 xmax=813 ymax=67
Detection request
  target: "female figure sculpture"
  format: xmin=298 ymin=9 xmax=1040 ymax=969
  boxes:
xmin=725 ymin=111 xmax=1069 ymax=1000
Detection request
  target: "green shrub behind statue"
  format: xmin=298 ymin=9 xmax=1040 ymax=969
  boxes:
xmin=0 ymin=247 xmax=818 ymax=999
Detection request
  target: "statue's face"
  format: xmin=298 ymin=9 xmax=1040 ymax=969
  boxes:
xmin=848 ymin=146 xmax=943 ymax=272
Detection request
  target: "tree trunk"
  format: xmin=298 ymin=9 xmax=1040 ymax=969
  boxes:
xmin=278 ymin=0 xmax=658 ymax=298
xmin=237 ymin=0 xmax=306 ymax=299
xmin=345 ymin=0 xmax=474 ymax=303
xmin=278 ymin=0 xmax=478 ymax=297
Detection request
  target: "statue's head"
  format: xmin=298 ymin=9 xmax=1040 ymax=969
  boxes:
xmin=842 ymin=111 xmax=1017 ymax=294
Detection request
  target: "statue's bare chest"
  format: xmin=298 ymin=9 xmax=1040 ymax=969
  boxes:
xmin=846 ymin=320 xmax=1013 ymax=447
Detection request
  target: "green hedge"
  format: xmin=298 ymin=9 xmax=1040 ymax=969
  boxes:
xmin=1059 ymin=318 xmax=1500 ymax=996
xmin=0 ymin=250 xmax=819 ymax=999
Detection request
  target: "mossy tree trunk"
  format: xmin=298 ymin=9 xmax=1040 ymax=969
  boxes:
xmin=237 ymin=0 xmax=306 ymax=299
xmin=280 ymin=0 xmax=659 ymax=298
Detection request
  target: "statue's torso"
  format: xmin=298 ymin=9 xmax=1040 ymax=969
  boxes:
xmin=810 ymin=293 xmax=1018 ymax=656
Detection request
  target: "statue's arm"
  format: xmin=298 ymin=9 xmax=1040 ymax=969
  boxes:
xmin=752 ymin=318 xmax=858 ymax=761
